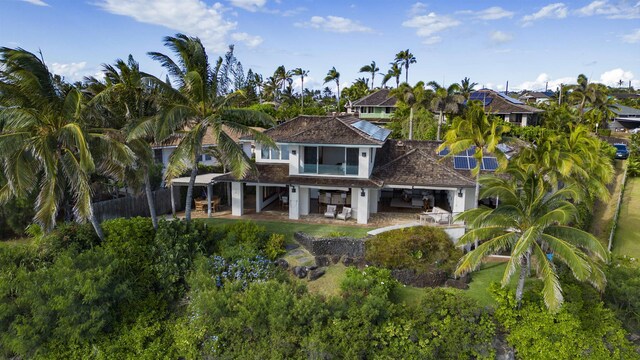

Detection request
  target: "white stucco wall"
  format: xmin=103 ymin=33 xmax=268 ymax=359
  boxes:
xmin=231 ymin=182 xmax=243 ymax=216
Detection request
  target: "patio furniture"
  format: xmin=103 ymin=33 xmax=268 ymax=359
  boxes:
xmin=336 ymin=207 xmax=352 ymax=221
xmin=418 ymin=212 xmax=435 ymax=224
xmin=281 ymin=196 xmax=289 ymax=209
xmin=428 ymin=207 xmax=451 ymax=224
xmin=324 ymin=204 xmax=337 ymax=218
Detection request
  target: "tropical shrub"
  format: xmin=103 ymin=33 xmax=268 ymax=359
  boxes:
xmin=366 ymin=226 xmax=462 ymax=274
xmin=604 ymin=257 xmax=640 ymax=332
xmin=492 ymin=282 xmax=637 ymax=360
xmin=264 ymin=233 xmax=286 ymax=260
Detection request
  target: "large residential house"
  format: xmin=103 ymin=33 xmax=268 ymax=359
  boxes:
xmin=347 ymin=88 xmax=397 ymax=123
xmin=608 ymin=104 xmax=640 ymax=131
xmin=219 ymin=115 xmax=496 ymax=229
xmin=518 ymin=90 xmax=555 ymax=104
xmin=469 ymin=89 xmax=544 ymax=127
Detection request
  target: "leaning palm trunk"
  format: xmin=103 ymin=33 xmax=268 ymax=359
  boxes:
xmin=437 ymin=110 xmax=443 ymax=141
xmin=184 ymin=159 xmax=199 ymax=223
xmin=474 ymin=171 xmax=480 ymax=248
xmin=515 ymin=249 xmax=531 ymax=308
xmin=409 ymin=107 xmax=414 ymax=140
xmin=144 ymin=172 xmax=158 ymax=229
xmin=301 ymin=77 xmax=304 ymax=110
xmin=89 ymin=207 xmax=105 ymax=241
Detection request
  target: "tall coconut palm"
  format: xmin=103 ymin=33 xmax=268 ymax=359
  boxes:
xmin=390 ymin=82 xmax=430 ymax=140
xmin=586 ymin=89 xmax=619 ymax=131
xmin=359 ymin=61 xmax=379 ymax=90
xmin=381 ymin=62 xmax=402 ymax=89
xmin=455 ymin=167 xmax=609 ymax=311
xmin=323 ymin=67 xmax=340 ymax=111
xmin=144 ymin=34 xmax=275 ymax=223
xmin=428 ymin=81 xmax=465 ymax=141
xmin=569 ymin=74 xmax=599 ymax=122
xmin=459 ymin=77 xmax=478 ymax=99
xmin=437 ymin=102 xmax=510 ymax=218
xmin=290 ymin=68 xmax=309 ymax=109
xmin=88 ymin=55 xmax=162 ymax=229
xmin=394 ymin=49 xmax=417 ymax=84
xmin=0 ymin=47 xmax=132 ymax=239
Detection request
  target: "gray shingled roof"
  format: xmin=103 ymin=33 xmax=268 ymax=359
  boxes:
xmin=352 ymin=89 xmax=397 ymax=107
xmin=265 ymin=115 xmax=389 ymax=146
xmin=473 ymin=89 xmax=543 ymax=114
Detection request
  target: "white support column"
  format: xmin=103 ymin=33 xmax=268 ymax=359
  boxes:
xmin=231 ymin=182 xmax=243 ymax=216
xmin=207 ymin=183 xmax=213 ymax=218
xmin=289 ymin=186 xmax=300 ymax=220
xmin=369 ymin=189 xmax=378 ymax=214
xmin=356 ymin=187 xmax=370 ymax=224
xmin=170 ymin=184 xmax=176 ymax=216
xmin=255 ymin=185 xmax=264 ymax=213
xmin=299 ymin=187 xmax=310 ymax=216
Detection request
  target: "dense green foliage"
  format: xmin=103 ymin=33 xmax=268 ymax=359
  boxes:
xmin=604 ymin=257 xmax=640 ymax=332
xmin=492 ymin=279 xmax=638 ymax=359
xmin=366 ymin=226 xmax=462 ymax=274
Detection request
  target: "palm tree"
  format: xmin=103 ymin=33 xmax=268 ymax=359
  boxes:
xmin=394 ymin=49 xmax=417 ymax=84
xmin=586 ymin=88 xmax=619 ymax=131
xmin=455 ymin=167 xmax=609 ymax=311
xmin=145 ymin=34 xmax=275 ymax=223
xmin=428 ymin=81 xmax=465 ymax=141
xmin=0 ymin=47 xmax=132 ymax=239
xmin=437 ymin=102 xmax=510 ymax=222
xmin=323 ymin=67 xmax=340 ymax=111
xmin=359 ymin=61 xmax=379 ymax=90
xmin=459 ymin=77 xmax=478 ymax=99
xmin=291 ymin=68 xmax=309 ymax=109
xmin=381 ymin=63 xmax=402 ymax=89
xmin=88 ymin=55 xmax=162 ymax=229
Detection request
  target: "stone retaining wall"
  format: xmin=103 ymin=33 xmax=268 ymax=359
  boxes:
xmin=294 ymin=232 xmax=366 ymax=258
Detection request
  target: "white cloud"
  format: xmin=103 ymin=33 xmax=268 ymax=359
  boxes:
xmin=522 ymin=3 xmax=568 ymax=25
xmin=402 ymin=12 xmax=460 ymax=45
xmin=474 ymin=6 xmax=514 ymax=20
xmin=599 ymin=68 xmax=636 ymax=86
xmin=228 ymin=0 xmax=266 ymax=12
xmin=49 ymin=62 xmax=90 ymax=81
xmin=622 ymin=28 xmax=640 ymax=43
xmin=230 ymin=32 xmax=263 ymax=47
xmin=490 ymin=31 xmax=513 ymax=44
xmin=409 ymin=2 xmax=428 ymax=16
xmin=576 ymin=0 xmax=640 ymax=19
xmin=95 ymin=0 xmax=260 ymax=53
xmin=515 ymin=73 xmax=576 ymax=91
xmin=20 ymin=0 xmax=49 ymax=6
xmin=295 ymin=16 xmax=373 ymax=33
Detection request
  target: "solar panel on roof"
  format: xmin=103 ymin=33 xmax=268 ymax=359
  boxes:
xmin=482 ymin=157 xmax=499 ymax=170
xmin=497 ymin=92 xmax=524 ymax=105
xmin=453 ymin=156 xmax=469 ymax=170
xmin=438 ymin=147 xmax=449 ymax=156
xmin=352 ymin=120 xmax=391 ymax=141
xmin=466 ymin=147 xmax=476 ymax=156
xmin=468 ymin=158 xmax=478 ymax=169
xmin=496 ymin=143 xmax=513 ymax=153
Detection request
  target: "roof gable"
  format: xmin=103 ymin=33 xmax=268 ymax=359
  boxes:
xmin=471 ymin=89 xmax=543 ymax=114
xmin=352 ymin=89 xmax=397 ymax=107
xmin=267 ymin=115 xmax=389 ymax=145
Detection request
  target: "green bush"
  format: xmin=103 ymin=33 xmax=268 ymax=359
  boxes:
xmin=216 ymin=221 xmax=269 ymax=259
xmin=340 ymin=266 xmax=398 ymax=300
xmin=34 ymin=222 xmax=100 ymax=259
xmin=264 ymin=233 xmax=285 ymax=260
xmin=604 ymin=257 xmax=640 ymax=332
xmin=366 ymin=226 xmax=462 ymax=274
xmin=492 ymin=282 xmax=637 ymax=359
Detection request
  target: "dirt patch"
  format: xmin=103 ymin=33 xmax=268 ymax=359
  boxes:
xmin=590 ymin=160 xmax=627 ymax=244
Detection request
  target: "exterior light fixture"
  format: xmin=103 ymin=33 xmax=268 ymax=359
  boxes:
xmin=360 ymin=188 xmax=365 ymax=197
xmin=458 ymin=188 xmax=463 ymax=197
xmin=291 ymin=149 xmax=297 ymax=155
xmin=291 ymin=186 xmax=296 ymax=193
xmin=362 ymin=152 xmax=367 ymax=157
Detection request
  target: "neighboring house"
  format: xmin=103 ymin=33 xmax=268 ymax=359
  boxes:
xmin=153 ymin=126 xmax=262 ymax=169
xmin=469 ymin=89 xmax=544 ymax=127
xmin=347 ymin=88 xmax=397 ymax=123
xmin=607 ymin=104 xmax=640 ymax=131
xmin=518 ymin=90 xmax=554 ymax=104
xmin=218 ymin=115 xmax=498 ymax=226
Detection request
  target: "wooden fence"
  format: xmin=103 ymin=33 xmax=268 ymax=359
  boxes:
xmin=93 ymin=188 xmax=180 ymax=223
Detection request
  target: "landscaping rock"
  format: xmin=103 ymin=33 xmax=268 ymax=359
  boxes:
xmin=308 ymin=265 xmax=318 ymax=271
xmin=330 ymin=255 xmax=341 ymax=264
xmin=444 ymin=278 xmax=469 ymax=290
xmin=275 ymin=259 xmax=289 ymax=270
xmin=315 ymin=255 xmax=331 ymax=267
xmin=342 ymin=256 xmax=354 ymax=266
xmin=391 ymin=268 xmax=448 ymax=287
xmin=292 ymin=266 xmax=308 ymax=279
xmin=284 ymin=243 xmax=299 ymax=251
xmin=309 ymin=268 xmax=326 ymax=281
xmin=493 ymin=334 xmax=515 ymax=360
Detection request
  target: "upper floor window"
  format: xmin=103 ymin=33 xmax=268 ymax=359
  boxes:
xmin=261 ymin=145 xmax=289 ymax=161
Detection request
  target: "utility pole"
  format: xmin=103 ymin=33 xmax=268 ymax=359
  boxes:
xmin=558 ymin=84 xmax=563 ymax=104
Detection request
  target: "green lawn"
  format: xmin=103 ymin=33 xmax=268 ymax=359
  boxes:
xmin=613 ymin=177 xmax=640 ymax=259
xmin=198 ymin=218 xmax=373 ymax=243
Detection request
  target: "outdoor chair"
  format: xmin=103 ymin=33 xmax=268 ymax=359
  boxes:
xmin=336 ymin=207 xmax=352 ymax=221
xmin=324 ymin=204 xmax=337 ymax=218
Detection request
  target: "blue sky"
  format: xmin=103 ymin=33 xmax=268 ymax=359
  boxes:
xmin=2 ymin=0 xmax=639 ymax=93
